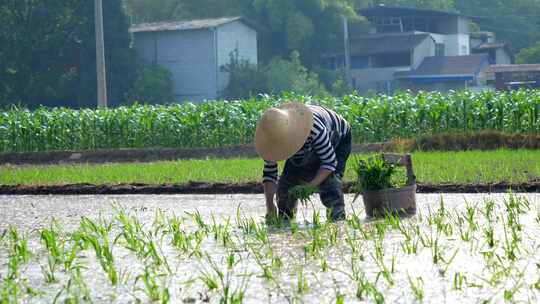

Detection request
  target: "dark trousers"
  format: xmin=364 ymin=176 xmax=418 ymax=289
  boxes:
xmin=277 ymin=130 xmax=352 ymax=221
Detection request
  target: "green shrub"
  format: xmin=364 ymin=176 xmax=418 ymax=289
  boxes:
xmin=129 ymin=64 xmax=174 ymax=104
xmin=221 ymin=52 xmax=267 ymax=100
xmin=264 ymin=51 xmax=327 ymax=96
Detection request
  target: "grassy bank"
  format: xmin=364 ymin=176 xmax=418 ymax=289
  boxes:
xmin=1 ymin=150 xmax=539 ymax=186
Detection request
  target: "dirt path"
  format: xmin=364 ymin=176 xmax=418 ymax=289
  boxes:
xmin=1 ymin=181 xmax=538 ymax=195
xmin=0 ymin=143 xmax=398 ymax=165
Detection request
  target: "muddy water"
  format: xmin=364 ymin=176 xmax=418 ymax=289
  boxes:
xmin=1 ymin=193 xmax=540 ymax=303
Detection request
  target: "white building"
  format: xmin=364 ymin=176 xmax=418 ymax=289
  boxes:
xmin=324 ymin=6 xmax=509 ymax=93
xmin=131 ymin=17 xmax=258 ymax=102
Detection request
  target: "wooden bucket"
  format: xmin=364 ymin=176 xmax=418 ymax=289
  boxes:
xmin=361 ymin=154 xmax=417 ymax=217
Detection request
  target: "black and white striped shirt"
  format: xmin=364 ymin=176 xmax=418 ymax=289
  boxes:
xmin=263 ymin=105 xmax=350 ymax=183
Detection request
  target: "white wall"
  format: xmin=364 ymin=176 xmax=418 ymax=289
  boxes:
xmin=444 ymin=34 xmax=470 ymax=56
xmin=428 ymin=33 xmax=470 ymax=56
xmin=351 ymin=66 xmax=411 ymax=93
xmin=412 ymin=37 xmax=435 ymax=69
xmin=216 ymin=21 xmax=258 ymax=94
xmin=134 ymin=29 xmax=217 ymax=102
xmin=496 ymin=49 xmax=513 ymax=64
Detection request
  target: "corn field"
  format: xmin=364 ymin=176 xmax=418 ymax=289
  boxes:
xmin=1 ymin=90 xmax=539 ymax=153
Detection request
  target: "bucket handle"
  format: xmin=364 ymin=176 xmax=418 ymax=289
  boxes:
xmin=382 ymin=153 xmax=416 ymax=186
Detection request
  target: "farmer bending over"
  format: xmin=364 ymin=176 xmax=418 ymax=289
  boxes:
xmin=254 ymin=102 xmax=352 ymax=222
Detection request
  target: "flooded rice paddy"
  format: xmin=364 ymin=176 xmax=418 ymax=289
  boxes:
xmin=1 ymin=193 xmax=540 ymax=303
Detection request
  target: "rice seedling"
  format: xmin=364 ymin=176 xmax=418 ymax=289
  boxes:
xmin=483 ymin=225 xmax=496 ymax=248
xmin=209 ymin=215 xmax=235 ymax=248
xmin=250 ymin=246 xmax=274 ymax=281
xmin=54 ymin=267 xmax=92 ymax=303
xmin=79 ymin=217 xmax=118 ymax=285
xmin=188 ymin=211 xmax=209 ymax=234
xmin=354 ymin=271 xmax=385 ymax=304
xmin=464 ymin=201 xmax=478 ymax=232
xmin=0 ymin=227 xmax=32 ymax=303
xmin=198 ymin=253 xmax=251 ymax=303
xmin=296 ymin=265 xmax=309 ymax=294
xmin=136 ymin=266 xmax=170 ymax=303
xmin=408 ymin=274 xmax=424 ymax=302
xmin=400 ymin=230 xmax=419 ymax=255
xmin=289 ymin=185 xmax=318 ymax=206
xmin=167 ymin=215 xmax=196 ymax=255
xmin=483 ymin=199 xmax=496 ymax=221
xmin=40 ymin=223 xmax=64 ymax=283
xmin=453 ymin=272 xmax=467 ymax=290
xmin=139 ymin=230 xmax=172 ymax=274
xmin=114 ymin=207 xmax=145 ymax=254
xmin=6 ymin=226 xmax=31 ymax=279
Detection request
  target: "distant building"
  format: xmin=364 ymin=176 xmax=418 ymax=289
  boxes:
xmin=131 ymin=17 xmax=258 ymax=102
xmin=470 ymin=32 xmax=513 ymax=65
xmin=323 ymin=32 xmax=437 ymax=93
xmin=396 ymin=54 xmax=491 ymax=92
xmin=487 ymin=64 xmax=540 ymax=91
xmin=323 ymin=5 xmax=508 ymax=94
xmin=362 ymin=6 xmax=471 ymax=56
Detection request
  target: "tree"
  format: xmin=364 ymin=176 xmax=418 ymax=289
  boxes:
xmin=454 ymin=0 xmax=540 ymax=51
xmin=123 ymin=0 xmax=368 ymax=66
xmin=370 ymin=0 xmax=456 ymax=11
xmin=0 ymin=0 xmax=136 ymax=107
xmin=129 ymin=64 xmax=175 ymax=103
xmin=221 ymin=52 xmax=267 ymax=100
xmin=0 ymin=0 xmax=83 ymax=106
xmin=264 ymin=51 xmax=327 ymax=96
xmin=516 ymin=41 xmax=540 ymax=64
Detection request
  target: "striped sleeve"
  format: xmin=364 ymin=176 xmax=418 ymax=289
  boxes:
xmin=263 ymin=160 xmax=278 ymax=183
xmin=311 ymin=118 xmax=337 ymax=172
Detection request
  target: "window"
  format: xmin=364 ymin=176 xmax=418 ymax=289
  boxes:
xmin=375 ymin=17 xmax=403 ymax=33
xmin=436 ymin=43 xmax=445 ymax=56
xmin=372 ymin=52 xmax=411 ymax=68
xmin=351 ymin=56 xmax=369 ymax=69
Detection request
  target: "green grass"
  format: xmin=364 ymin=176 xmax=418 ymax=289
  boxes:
xmin=1 ymin=150 xmax=539 ymax=186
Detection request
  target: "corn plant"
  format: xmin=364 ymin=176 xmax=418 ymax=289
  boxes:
xmin=3 ymin=90 xmax=538 ymax=153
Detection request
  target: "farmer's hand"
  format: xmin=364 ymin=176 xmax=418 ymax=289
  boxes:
xmin=309 ymin=168 xmax=333 ymax=187
xmin=263 ymin=181 xmax=277 ymax=216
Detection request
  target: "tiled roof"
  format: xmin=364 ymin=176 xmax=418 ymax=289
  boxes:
xmin=472 ymin=42 xmax=507 ymax=50
xmin=349 ymin=33 xmax=432 ymax=56
xmin=397 ymin=54 xmax=490 ymax=77
xmin=130 ymin=17 xmax=244 ymax=33
xmin=487 ymin=64 xmax=540 ymax=73
xmin=359 ymin=5 xmax=460 ymax=18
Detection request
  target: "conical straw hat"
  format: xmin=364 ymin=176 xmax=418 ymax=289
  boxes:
xmin=254 ymin=102 xmax=314 ymax=161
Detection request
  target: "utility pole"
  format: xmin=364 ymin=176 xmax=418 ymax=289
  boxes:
xmin=342 ymin=15 xmax=352 ymax=88
xmin=95 ymin=0 xmax=108 ymax=108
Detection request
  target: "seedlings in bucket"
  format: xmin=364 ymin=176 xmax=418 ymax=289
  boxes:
xmin=355 ymin=156 xmax=396 ymax=192
xmin=352 ymin=155 xmax=408 ymax=204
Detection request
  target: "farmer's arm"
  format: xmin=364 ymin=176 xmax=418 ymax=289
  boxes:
xmin=309 ymin=168 xmax=333 ymax=187
xmin=263 ymin=160 xmax=279 ymax=214
xmin=309 ymin=127 xmax=337 ymax=187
